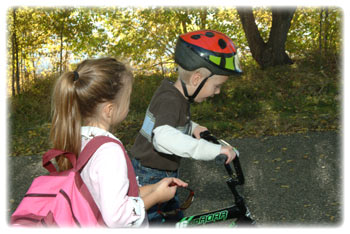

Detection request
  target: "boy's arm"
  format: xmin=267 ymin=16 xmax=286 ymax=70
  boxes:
xmin=152 ymin=124 xmax=221 ymax=160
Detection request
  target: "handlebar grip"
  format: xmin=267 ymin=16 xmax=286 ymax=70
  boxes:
xmin=215 ymin=154 xmax=227 ymax=165
xmin=200 ymin=131 xmax=220 ymax=144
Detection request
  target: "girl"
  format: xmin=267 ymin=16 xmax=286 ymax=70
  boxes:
xmin=50 ymin=57 xmax=187 ymax=227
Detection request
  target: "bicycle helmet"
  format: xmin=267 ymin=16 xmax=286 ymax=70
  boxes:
xmin=174 ymin=30 xmax=242 ymax=102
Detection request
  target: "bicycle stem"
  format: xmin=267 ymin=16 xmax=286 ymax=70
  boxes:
xmin=199 ymin=131 xmax=252 ymax=220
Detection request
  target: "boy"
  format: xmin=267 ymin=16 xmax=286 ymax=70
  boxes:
xmin=130 ymin=30 xmax=242 ymax=224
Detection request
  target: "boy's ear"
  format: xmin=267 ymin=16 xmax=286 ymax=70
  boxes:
xmin=190 ymin=71 xmax=203 ymax=87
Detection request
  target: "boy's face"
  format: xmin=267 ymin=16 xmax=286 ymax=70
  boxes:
xmin=194 ymin=75 xmax=228 ymax=103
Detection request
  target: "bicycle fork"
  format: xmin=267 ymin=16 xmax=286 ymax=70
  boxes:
xmin=226 ymin=177 xmax=255 ymax=224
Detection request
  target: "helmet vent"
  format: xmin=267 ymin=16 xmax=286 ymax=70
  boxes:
xmin=205 ymin=32 xmax=215 ymax=37
xmin=191 ymin=35 xmax=201 ymax=40
xmin=218 ymin=39 xmax=227 ymax=49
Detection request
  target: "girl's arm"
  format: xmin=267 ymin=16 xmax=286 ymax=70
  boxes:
xmin=81 ymin=142 xmax=146 ymax=227
xmin=139 ymin=184 xmax=155 ymax=198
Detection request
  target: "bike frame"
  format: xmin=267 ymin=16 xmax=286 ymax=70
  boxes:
xmin=174 ymin=131 xmax=255 ymax=227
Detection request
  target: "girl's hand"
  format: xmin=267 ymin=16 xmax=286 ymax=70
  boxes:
xmin=220 ymin=145 xmax=236 ymax=164
xmin=168 ymin=177 xmax=188 ymax=188
xmin=154 ymin=178 xmax=188 ymax=203
xmin=193 ymin=125 xmax=208 ymax=139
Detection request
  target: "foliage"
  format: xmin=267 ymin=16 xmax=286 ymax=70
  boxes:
xmin=287 ymin=7 xmax=342 ymax=58
xmin=190 ymin=55 xmax=340 ymax=139
xmin=6 ymin=7 xmax=342 ymax=94
xmin=9 ymin=75 xmax=56 ymax=156
xmin=7 ymin=6 xmax=342 ymax=156
xmin=9 ymin=54 xmax=340 ymax=156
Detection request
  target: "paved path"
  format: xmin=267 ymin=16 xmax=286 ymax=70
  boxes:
xmin=7 ymin=131 xmax=341 ymax=226
xmin=179 ymin=131 xmax=342 ymax=226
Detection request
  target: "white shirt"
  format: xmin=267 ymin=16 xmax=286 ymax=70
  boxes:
xmin=152 ymin=124 xmax=221 ymax=160
xmin=80 ymin=126 xmax=146 ymax=227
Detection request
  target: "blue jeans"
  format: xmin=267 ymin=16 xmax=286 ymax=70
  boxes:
xmin=131 ymin=158 xmax=183 ymax=225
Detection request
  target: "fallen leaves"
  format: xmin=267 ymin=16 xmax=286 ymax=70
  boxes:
xmin=272 ymin=157 xmax=282 ymax=162
xmin=10 ymin=123 xmax=51 ymax=156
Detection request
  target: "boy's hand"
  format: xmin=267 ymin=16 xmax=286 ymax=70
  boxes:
xmin=193 ymin=125 xmax=208 ymax=139
xmin=220 ymin=145 xmax=237 ymax=164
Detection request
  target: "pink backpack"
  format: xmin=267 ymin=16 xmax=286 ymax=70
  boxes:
xmin=11 ymin=136 xmax=139 ymax=227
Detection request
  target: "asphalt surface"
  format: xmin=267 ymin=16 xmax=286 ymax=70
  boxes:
xmin=7 ymin=131 xmax=342 ymax=227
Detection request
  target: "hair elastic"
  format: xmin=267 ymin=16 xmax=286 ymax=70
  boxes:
xmin=73 ymin=71 xmax=79 ymax=81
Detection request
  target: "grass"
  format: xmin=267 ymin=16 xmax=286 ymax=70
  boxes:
xmin=8 ymin=56 xmax=341 ymax=156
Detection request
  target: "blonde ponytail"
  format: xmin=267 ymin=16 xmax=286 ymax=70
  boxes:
xmin=50 ymin=71 xmax=82 ymax=171
xmin=50 ymin=57 xmax=133 ymax=171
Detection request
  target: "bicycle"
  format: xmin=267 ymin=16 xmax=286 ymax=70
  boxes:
xmin=157 ymin=131 xmax=255 ymax=227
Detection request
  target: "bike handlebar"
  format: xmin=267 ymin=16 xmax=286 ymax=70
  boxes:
xmin=215 ymin=154 xmax=228 ymax=165
xmin=200 ymin=131 xmax=245 ymax=185
xmin=215 ymin=153 xmax=245 ymax=185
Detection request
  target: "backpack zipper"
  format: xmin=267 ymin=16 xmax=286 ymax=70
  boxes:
xmin=22 ymin=191 xmax=81 ymax=227
xmin=24 ymin=193 xmax=56 ymax=197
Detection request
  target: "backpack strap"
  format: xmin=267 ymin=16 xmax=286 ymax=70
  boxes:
xmin=42 ymin=150 xmax=77 ymax=173
xmin=76 ymin=135 xmax=139 ymax=196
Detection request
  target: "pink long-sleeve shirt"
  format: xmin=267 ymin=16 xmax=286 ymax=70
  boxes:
xmin=80 ymin=126 xmax=147 ymax=227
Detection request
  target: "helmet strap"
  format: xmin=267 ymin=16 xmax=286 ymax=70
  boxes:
xmin=180 ymin=73 xmax=213 ymax=103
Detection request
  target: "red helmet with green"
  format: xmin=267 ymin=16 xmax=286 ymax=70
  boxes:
xmin=175 ymin=29 xmax=242 ymax=76
xmin=175 ymin=30 xmax=242 ymax=103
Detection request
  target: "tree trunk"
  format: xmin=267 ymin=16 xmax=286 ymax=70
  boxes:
xmin=11 ymin=18 xmax=16 ymax=97
xmin=32 ymin=57 xmax=36 ymax=80
xmin=15 ymin=45 xmax=20 ymax=95
xmin=237 ymin=7 xmax=296 ymax=69
xmin=199 ymin=8 xmax=207 ymax=29
xmin=59 ymin=23 xmax=64 ymax=75
xmin=319 ymin=8 xmax=323 ymax=63
xmin=12 ymin=9 xmax=20 ymax=95
xmin=177 ymin=9 xmax=189 ymax=34
xmin=324 ymin=8 xmax=329 ymax=53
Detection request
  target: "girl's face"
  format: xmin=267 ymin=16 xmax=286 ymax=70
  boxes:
xmin=194 ymin=75 xmax=228 ymax=103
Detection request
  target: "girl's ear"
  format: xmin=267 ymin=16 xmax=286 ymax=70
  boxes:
xmin=103 ymin=102 xmax=114 ymax=120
